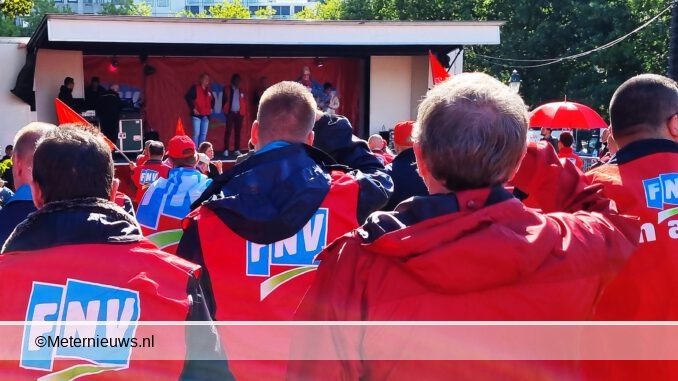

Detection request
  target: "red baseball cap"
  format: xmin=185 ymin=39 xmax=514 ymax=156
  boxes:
xmin=393 ymin=121 xmax=415 ymax=147
xmin=168 ymin=135 xmax=196 ymax=159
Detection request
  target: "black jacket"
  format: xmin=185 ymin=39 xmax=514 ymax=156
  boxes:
xmin=0 ymin=199 xmax=35 ymax=247
xmin=58 ymin=85 xmax=73 ymax=105
xmin=2 ymin=198 xmax=235 ymax=381
xmin=382 ymin=148 xmax=429 ymax=210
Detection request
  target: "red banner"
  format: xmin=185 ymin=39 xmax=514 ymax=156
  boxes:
xmin=84 ymin=56 xmax=362 ymax=151
xmin=429 ymin=50 xmax=450 ymax=86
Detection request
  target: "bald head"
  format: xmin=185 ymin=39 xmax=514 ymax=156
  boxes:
xmin=12 ymin=122 xmax=56 ymax=188
xmin=368 ymin=134 xmax=385 ymax=151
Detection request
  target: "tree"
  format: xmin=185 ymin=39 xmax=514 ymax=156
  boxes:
xmin=254 ymin=5 xmax=276 ymax=19
xmin=0 ymin=0 xmax=33 ymax=19
xmin=208 ymin=0 xmax=250 ymax=19
xmin=100 ymin=0 xmax=151 ymax=16
xmin=294 ymin=0 xmax=341 ymax=20
xmin=334 ymin=0 xmax=669 ymax=118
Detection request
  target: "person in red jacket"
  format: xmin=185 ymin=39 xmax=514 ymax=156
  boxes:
xmin=0 ymin=125 xmax=233 ymax=381
xmin=583 ymin=74 xmax=678 ymax=380
xmin=287 ymin=73 xmax=639 ymax=381
xmin=130 ymin=140 xmax=170 ymax=205
xmin=557 ymin=131 xmax=584 ymax=170
xmin=177 ymin=81 xmax=392 ymax=381
xmin=185 ymin=73 xmax=214 ymax=146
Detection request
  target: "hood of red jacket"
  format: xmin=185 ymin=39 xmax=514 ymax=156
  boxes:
xmin=356 ymin=188 xmax=563 ymax=294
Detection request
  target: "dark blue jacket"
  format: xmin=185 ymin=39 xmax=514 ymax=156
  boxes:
xmin=383 ymin=148 xmax=429 ymax=210
xmin=0 ymin=190 xmax=36 ymax=247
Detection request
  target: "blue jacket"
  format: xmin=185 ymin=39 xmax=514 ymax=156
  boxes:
xmin=0 ymin=185 xmax=36 ymax=247
xmin=383 ymin=148 xmax=428 ymax=210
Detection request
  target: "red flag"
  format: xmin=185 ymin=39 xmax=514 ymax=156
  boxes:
xmin=55 ymin=98 xmax=117 ymax=151
xmin=429 ymin=50 xmax=450 ymax=86
xmin=175 ymin=117 xmax=186 ymax=136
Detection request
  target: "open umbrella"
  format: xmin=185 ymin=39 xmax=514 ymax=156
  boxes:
xmin=529 ymin=101 xmax=608 ymax=130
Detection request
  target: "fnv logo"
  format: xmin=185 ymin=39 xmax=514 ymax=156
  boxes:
xmin=21 ymin=279 xmax=140 ymax=377
xmin=139 ymin=169 xmax=159 ymax=185
xmin=643 ymin=173 xmax=678 ymax=223
xmin=246 ymin=208 xmax=328 ymax=300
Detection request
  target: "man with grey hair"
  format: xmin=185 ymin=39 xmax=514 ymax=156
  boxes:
xmin=288 ymin=73 xmax=639 ymax=381
xmin=0 ymin=122 xmax=55 ymax=245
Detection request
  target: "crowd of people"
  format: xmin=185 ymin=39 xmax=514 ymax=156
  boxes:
xmin=0 ymin=72 xmax=675 ymax=380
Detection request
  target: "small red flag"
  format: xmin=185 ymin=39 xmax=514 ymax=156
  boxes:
xmin=175 ymin=117 xmax=186 ymax=136
xmin=429 ymin=50 xmax=450 ymax=86
xmin=55 ymin=98 xmax=117 ymax=151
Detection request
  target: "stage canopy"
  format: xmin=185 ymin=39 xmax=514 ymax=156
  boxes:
xmin=28 ymin=15 xmax=503 ymax=57
xmin=21 ymin=15 xmax=503 ymax=151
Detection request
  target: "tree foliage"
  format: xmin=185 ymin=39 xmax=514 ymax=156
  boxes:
xmin=208 ymin=0 xmax=250 ymax=19
xmin=254 ymin=5 xmax=276 ymax=19
xmin=294 ymin=0 xmax=342 ymax=20
xmin=334 ymin=0 xmax=670 ymax=118
xmin=100 ymin=0 xmax=151 ymax=16
xmin=0 ymin=0 xmax=33 ymax=18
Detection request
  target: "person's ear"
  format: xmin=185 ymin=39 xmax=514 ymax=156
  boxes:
xmin=667 ymin=114 xmax=678 ymax=140
xmin=29 ymin=180 xmax=44 ymax=209
xmin=110 ymin=178 xmax=120 ymax=203
xmin=306 ymin=130 xmax=315 ymax=145
xmin=413 ymin=142 xmax=430 ymax=181
xmin=251 ymin=120 xmax=260 ymax=149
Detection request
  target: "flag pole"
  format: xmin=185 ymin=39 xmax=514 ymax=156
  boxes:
xmin=55 ymin=98 xmax=134 ymax=164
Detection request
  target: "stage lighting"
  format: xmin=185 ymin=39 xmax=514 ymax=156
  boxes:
xmin=315 ymin=58 xmax=324 ymax=68
xmin=108 ymin=56 xmax=119 ymax=73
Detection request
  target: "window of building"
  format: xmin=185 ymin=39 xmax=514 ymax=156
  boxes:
xmin=279 ymin=6 xmax=290 ymax=16
xmin=156 ymin=0 xmax=169 ymax=7
xmin=293 ymin=6 xmax=304 ymax=14
xmin=185 ymin=5 xmax=199 ymax=13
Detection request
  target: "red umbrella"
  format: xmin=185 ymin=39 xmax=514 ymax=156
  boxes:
xmin=529 ymin=101 xmax=608 ymax=130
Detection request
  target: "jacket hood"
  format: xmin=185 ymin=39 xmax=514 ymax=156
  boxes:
xmin=197 ymin=144 xmax=340 ymax=244
xmin=2 ymin=198 xmax=142 ymax=253
xmin=357 ymin=187 xmax=561 ymax=294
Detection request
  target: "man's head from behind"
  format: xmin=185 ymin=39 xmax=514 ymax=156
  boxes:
xmin=393 ymin=121 xmax=415 ymax=154
xmin=167 ymin=135 xmax=197 ymax=168
xmin=413 ymin=73 xmax=528 ymax=193
xmin=368 ymin=134 xmax=385 ymax=151
xmin=31 ymin=125 xmax=113 ymax=208
xmin=4 ymin=145 xmax=12 ymax=158
xmin=610 ymin=74 xmax=678 ymax=148
xmin=148 ymin=140 xmax=164 ymax=159
xmin=559 ymin=131 xmax=574 ymax=149
xmin=252 ymin=81 xmax=317 ymax=149
xmin=12 ymin=122 xmax=55 ymax=190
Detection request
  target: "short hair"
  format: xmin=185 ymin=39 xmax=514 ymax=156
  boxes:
xmin=559 ymin=131 xmax=574 ymax=147
xmin=5 ymin=145 xmax=12 ymax=151
xmin=199 ymin=72 xmax=209 ymax=81
xmin=231 ymin=73 xmax=241 ymax=83
xmin=12 ymin=122 xmax=56 ymax=166
xmin=610 ymin=74 xmax=678 ymax=139
xmin=198 ymin=141 xmax=213 ymax=153
xmin=323 ymin=82 xmax=333 ymax=91
xmin=148 ymin=141 xmax=164 ymax=156
xmin=33 ymin=125 xmax=113 ymax=203
xmin=257 ymin=81 xmax=317 ymax=144
xmin=64 ymin=77 xmax=74 ymax=86
xmin=414 ymin=73 xmax=528 ymax=191
xmin=170 ymin=155 xmax=197 ymax=168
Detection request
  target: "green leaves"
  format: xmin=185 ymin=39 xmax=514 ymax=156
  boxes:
xmin=0 ymin=0 xmax=33 ymax=18
xmin=100 ymin=0 xmax=151 ymax=16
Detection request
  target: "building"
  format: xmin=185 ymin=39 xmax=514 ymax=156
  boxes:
xmin=54 ymin=0 xmax=318 ymax=18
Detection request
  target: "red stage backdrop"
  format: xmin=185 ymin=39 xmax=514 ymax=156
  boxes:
xmin=84 ymin=56 xmax=362 ymax=152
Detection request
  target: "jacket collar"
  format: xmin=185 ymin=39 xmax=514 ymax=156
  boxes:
xmin=611 ymin=138 xmax=678 ymax=165
xmin=2 ymin=198 xmax=142 ymax=253
xmin=359 ymin=186 xmax=513 ymax=243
